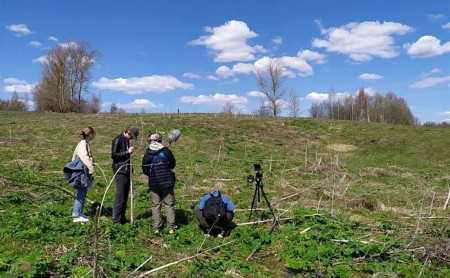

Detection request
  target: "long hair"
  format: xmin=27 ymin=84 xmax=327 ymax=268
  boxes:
xmin=80 ymin=127 xmax=96 ymax=139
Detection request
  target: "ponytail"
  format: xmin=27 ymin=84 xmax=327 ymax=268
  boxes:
xmin=80 ymin=127 xmax=96 ymax=139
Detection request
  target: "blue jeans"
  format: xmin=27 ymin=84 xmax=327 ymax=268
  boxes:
xmin=72 ymin=186 xmax=88 ymax=217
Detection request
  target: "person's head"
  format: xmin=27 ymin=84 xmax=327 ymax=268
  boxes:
xmin=124 ymin=126 xmax=139 ymax=141
xmin=147 ymin=133 xmax=162 ymax=144
xmin=80 ymin=127 xmax=96 ymax=141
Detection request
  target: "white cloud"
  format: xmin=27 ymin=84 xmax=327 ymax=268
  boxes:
xmin=216 ymin=50 xmax=325 ymax=79
xmin=247 ymin=91 xmax=265 ymax=97
xmin=189 ymin=20 xmax=267 ymax=62
xmin=92 ymin=75 xmax=194 ymax=94
xmin=442 ymin=22 xmax=450 ymax=29
xmin=359 ymin=73 xmax=384 ymax=80
xmin=428 ymin=14 xmax=445 ymax=22
xmin=58 ymin=41 xmax=79 ymax=48
xmin=33 ymin=55 xmax=48 ymax=64
xmin=48 ymin=36 xmax=59 ymax=42
xmin=436 ymin=111 xmax=450 ymax=116
xmin=182 ymin=72 xmax=201 ymax=79
xmin=403 ymin=36 xmax=450 ymax=58
xmin=28 ymin=41 xmax=42 ymax=47
xmin=180 ymin=93 xmax=248 ymax=107
xmin=272 ymin=36 xmax=283 ymax=45
xmin=312 ymin=21 xmax=412 ymax=61
xmin=4 ymin=84 xmax=35 ymax=93
xmin=117 ymin=99 xmax=163 ymax=109
xmin=409 ymin=75 xmax=450 ymax=89
xmin=421 ymin=68 xmax=442 ymax=78
xmin=207 ymin=75 xmax=219 ymax=81
xmin=305 ymin=91 xmax=350 ymax=101
xmin=3 ymin=78 xmax=28 ymax=84
xmin=3 ymin=78 xmax=35 ymax=93
xmin=5 ymin=24 xmax=33 ymax=36
xmin=362 ymin=87 xmax=377 ymax=96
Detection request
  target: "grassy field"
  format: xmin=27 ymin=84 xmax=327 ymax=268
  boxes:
xmin=0 ymin=111 xmax=448 ymax=277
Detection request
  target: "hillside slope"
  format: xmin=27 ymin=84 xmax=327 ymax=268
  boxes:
xmin=0 ymin=112 xmax=448 ymax=277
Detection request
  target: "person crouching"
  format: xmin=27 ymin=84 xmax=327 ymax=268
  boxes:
xmin=142 ymin=133 xmax=177 ymax=234
xmin=194 ymin=185 xmax=234 ymax=237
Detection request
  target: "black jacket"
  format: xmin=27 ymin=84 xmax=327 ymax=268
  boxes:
xmin=111 ymin=133 xmax=131 ymax=174
xmin=142 ymin=147 xmax=176 ymax=189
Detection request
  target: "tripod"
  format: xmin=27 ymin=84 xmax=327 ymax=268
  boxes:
xmin=248 ymin=171 xmax=278 ymax=227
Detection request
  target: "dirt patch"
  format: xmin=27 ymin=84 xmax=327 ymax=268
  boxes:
xmin=327 ymin=144 xmax=357 ymax=152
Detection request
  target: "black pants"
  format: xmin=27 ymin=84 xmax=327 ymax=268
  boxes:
xmin=112 ymin=173 xmax=130 ymax=224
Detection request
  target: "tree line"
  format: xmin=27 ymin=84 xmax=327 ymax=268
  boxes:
xmin=309 ymin=88 xmax=418 ymax=125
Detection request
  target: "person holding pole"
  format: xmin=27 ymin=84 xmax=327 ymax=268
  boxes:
xmin=111 ymin=126 xmax=139 ymax=224
xmin=142 ymin=133 xmax=177 ymax=234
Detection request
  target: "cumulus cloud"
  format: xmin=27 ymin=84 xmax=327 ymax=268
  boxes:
xmin=403 ymin=36 xmax=450 ymax=58
xmin=92 ymin=75 xmax=194 ymax=94
xmin=272 ymin=36 xmax=283 ymax=45
xmin=3 ymin=77 xmax=35 ymax=93
xmin=304 ymin=91 xmax=350 ymax=101
xmin=189 ymin=20 xmax=267 ymax=62
xmin=117 ymin=99 xmax=163 ymax=109
xmin=436 ymin=111 xmax=450 ymax=116
xmin=5 ymin=24 xmax=33 ymax=36
xmin=216 ymin=50 xmax=325 ymax=79
xmin=48 ymin=36 xmax=59 ymax=42
xmin=180 ymin=93 xmax=248 ymax=107
xmin=428 ymin=14 xmax=445 ymax=22
xmin=312 ymin=21 xmax=412 ymax=62
xmin=409 ymin=75 xmax=450 ymax=88
xmin=3 ymin=78 xmax=28 ymax=84
xmin=359 ymin=73 xmax=384 ymax=80
xmin=247 ymin=91 xmax=265 ymax=97
xmin=442 ymin=22 xmax=450 ymax=29
xmin=29 ymin=41 xmax=42 ymax=47
xmin=33 ymin=55 xmax=48 ymax=64
xmin=182 ymin=72 xmax=201 ymax=79
xmin=207 ymin=75 xmax=219 ymax=81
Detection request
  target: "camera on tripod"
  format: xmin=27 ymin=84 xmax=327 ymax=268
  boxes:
xmin=247 ymin=164 xmax=262 ymax=184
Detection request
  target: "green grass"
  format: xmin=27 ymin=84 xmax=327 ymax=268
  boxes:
xmin=0 ymin=112 xmax=449 ymax=277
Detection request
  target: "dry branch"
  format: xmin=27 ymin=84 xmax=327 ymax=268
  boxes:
xmin=136 ymin=240 xmax=235 ymax=277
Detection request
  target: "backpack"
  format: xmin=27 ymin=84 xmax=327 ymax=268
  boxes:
xmin=202 ymin=192 xmax=228 ymax=221
xmin=150 ymin=151 xmax=168 ymax=174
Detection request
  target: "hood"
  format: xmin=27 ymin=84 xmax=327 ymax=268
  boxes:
xmin=149 ymin=141 xmax=165 ymax=151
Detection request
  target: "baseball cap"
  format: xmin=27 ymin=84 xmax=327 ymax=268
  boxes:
xmin=128 ymin=126 xmax=139 ymax=140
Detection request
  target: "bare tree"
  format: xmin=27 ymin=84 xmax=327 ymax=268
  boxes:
xmin=287 ymin=89 xmax=300 ymax=118
xmin=256 ymin=59 xmax=286 ymax=117
xmin=222 ymin=101 xmax=235 ymax=115
xmin=33 ymin=40 xmax=100 ymax=113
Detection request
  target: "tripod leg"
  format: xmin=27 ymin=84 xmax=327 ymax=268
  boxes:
xmin=249 ymin=186 xmax=259 ymax=222
xmin=260 ymin=187 xmax=278 ymax=227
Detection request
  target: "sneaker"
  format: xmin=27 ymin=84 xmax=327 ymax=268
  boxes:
xmin=203 ymin=232 xmax=210 ymax=237
xmin=217 ymin=230 xmax=226 ymax=238
xmin=79 ymin=213 xmax=90 ymax=219
xmin=73 ymin=216 xmax=89 ymax=223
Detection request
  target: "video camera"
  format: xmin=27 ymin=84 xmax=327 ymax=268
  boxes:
xmin=247 ymin=164 xmax=263 ymax=184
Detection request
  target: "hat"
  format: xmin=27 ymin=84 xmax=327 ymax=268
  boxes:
xmin=148 ymin=133 xmax=162 ymax=143
xmin=128 ymin=126 xmax=139 ymax=140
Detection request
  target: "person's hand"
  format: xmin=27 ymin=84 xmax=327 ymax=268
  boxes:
xmin=128 ymin=147 xmax=134 ymax=154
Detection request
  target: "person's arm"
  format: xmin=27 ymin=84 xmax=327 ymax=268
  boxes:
xmin=163 ymin=148 xmax=176 ymax=169
xmin=111 ymin=136 xmax=129 ymax=160
xmin=142 ymin=150 xmax=151 ymax=176
xmin=77 ymin=140 xmax=94 ymax=174
xmin=222 ymin=196 xmax=234 ymax=212
xmin=198 ymin=194 xmax=210 ymax=210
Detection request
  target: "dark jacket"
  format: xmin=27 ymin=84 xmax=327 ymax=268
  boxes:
xmin=142 ymin=144 xmax=176 ymax=189
xmin=111 ymin=133 xmax=131 ymax=174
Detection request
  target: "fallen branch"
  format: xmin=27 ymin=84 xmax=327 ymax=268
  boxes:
xmin=237 ymin=217 xmax=292 ymax=226
xmin=136 ymin=240 xmax=235 ymax=277
xmin=444 ymin=188 xmax=450 ymax=210
xmin=0 ymin=174 xmax=93 ymax=204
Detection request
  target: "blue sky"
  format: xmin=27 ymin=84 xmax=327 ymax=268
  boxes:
xmin=1 ymin=0 xmax=449 ymax=122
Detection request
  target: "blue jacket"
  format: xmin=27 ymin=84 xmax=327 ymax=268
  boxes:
xmin=199 ymin=190 xmax=234 ymax=211
xmin=63 ymin=157 xmax=93 ymax=189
